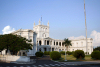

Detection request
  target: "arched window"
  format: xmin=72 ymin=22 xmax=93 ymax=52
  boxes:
xmin=39 ymin=40 xmax=41 ymax=45
xmin=42 ymin=33 xmax=46 ymax=38
xmin=46 ymin=28 xmax=47 ymax=31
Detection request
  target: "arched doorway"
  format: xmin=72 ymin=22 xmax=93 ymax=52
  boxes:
xmin=39 ymin=48 xmax=41 ymax=51
xmin=47 ymin=41 xmax=49 ymax=45
xmin=44 ymin=48 xmax=46 ymax=51
xmin=39 ymin=40 xmax=42 ymax=45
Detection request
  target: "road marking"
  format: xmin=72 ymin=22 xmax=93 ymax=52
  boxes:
xmin=13 ymin=66 xmax=17 ymax=67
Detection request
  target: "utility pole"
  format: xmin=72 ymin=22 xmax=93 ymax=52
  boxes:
xmin=84 ymin=0 xmax=88 ymax=55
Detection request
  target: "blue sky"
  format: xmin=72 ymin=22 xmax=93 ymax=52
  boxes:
xmin=0 ymin=0 xmax=100 ymax=47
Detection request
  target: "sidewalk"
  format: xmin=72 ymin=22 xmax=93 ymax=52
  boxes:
xmin=58 ymin=61 xmax=100 ymax=65
xmin=1 ymin=55 xmax=100 ymax=65
xmin=11 ymin=55 xmax=100 ymax=65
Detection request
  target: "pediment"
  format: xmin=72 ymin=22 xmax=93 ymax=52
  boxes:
xmin=44 ymin=37 xmax=53 ymax=40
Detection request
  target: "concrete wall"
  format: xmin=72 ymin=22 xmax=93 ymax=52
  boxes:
xmin=0 ymin=55 xmax=30 ymax=62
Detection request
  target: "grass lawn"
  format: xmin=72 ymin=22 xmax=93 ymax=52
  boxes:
xmin=56 ymin=55 xmax=96 ymax=62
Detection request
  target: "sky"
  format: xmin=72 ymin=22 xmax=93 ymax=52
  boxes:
xmin=0 ymin=0 xmax=100 ymax=47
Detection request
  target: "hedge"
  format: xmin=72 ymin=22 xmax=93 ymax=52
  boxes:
xmin=35 ymin=51 xmax=43 ymax=57
xmin=50 ymin=51 xmax=61 ymax=60
xmin=73 ymin=50 xmax=85 ymax=59
xmin=91 ymin=51 xmax=100 ymax=59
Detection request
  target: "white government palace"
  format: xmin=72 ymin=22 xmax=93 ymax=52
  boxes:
xmin=1 ymin=19 xmax=93 ymax=56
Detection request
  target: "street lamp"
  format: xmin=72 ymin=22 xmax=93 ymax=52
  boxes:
xmin=65 ymin=47 xmax=67 ymax=61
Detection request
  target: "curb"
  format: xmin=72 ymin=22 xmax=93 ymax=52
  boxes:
xmin=51 ymin=60 xmax=100 ymax=65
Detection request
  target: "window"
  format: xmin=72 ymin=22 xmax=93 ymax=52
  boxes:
xmin=59 ymin=42 xmax=61 ymax=46
xmin=81 ymin=42 xmax=83 ymax=46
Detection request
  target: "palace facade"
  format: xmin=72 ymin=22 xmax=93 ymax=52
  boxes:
xmin=0 ymin=20 xmax=93 ymax=56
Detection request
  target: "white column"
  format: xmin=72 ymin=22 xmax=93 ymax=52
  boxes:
xmin=52 ymin=40 xmax=54 ymax=45
xmin=44 ymin=40 xmax=45 ymax=45
xmin=49 ymin=40 xmax=50 ymax=45
xmin=42 ymin=39 xmax=44 ymax=45
xmin=51 ymin=47 xmax=52 ymax=51
xmin=37 ymin=40 xmax=39 ymax=51
xmin=58 ymin=41 xmax=59 ymax=46
xmin=37 ymin=40 xmax=39 ymax=46
xmin=61 ymin=42 xmax=62 ymax=50
xmin=46 ymin=40 xmax=47 ymax=45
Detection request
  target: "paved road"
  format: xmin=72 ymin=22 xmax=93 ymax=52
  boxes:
xmin=1 ymin=63 xmax=100 ymax=67
xmin=0 ymin=56 xmax=100 ymax=67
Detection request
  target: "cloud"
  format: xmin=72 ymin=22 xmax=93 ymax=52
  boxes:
xmin=90 ymin=30 xmax=100 ymax=47
xmin=68 ymin=36 xmax=85 ymax=40
xmin=2 ymin=25 xmax=15 ymax=34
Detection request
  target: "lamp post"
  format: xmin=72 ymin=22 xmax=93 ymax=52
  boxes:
xmin=65 ymin=47 xmax=67 ymax=61
xmin=84 ymin=0 xmax=88 ymax=55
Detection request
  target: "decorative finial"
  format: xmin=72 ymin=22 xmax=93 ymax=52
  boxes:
xmin=34 ymin=21 xmax=35 ymax=26
xmin=47 ymin=21 xmax=49 ymax=26
xmin=39 ymin=19 xmax=41 ymax=25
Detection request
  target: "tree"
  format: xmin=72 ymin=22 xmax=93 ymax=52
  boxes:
xmin=62 ymin=38 xmax=72 ymax=61
xmin=93 ymin=46 xmax=100 ymax=51
xmin=63 ymin=38 xmax=72 ymax=51
xmin=0 ymin=35 xmax=5 ymax=51
xmin=0 ymin=34 xmax=33 ymax=55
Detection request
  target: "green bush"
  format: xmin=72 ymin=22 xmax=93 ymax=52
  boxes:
xmin=66 ymin=51 xmax=73 ymax=55
xmin=35 ymin=51 xmax=43 ymax=57
xmin=73 ymin=50 xmax=85 ymax=59
xmin=50 ymin=51 xmax=61 ymax=60
xmin=91 ymin=51 xmax=100 ymax=59
xmin=60 ymin=51 xmax=65 ymax=55
xmin=44 ymin=51 xmax=50 ymax=55
xmin=72 ymin=51 xmax=75 ymax=55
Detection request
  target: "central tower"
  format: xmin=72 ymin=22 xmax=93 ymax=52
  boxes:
xmin=33 ymin=19 xmax=49 ymax=38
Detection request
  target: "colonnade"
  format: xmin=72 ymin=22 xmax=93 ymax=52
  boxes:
xmin=37 ymin=39 xmax=64 ymax=47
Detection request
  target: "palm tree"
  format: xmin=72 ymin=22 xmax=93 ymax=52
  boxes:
xmin=63 ymin=38 xmax=72 ymax=61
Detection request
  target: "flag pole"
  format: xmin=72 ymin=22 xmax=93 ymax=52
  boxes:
xmin=84 ymin=0 xmax=88 ymax=55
